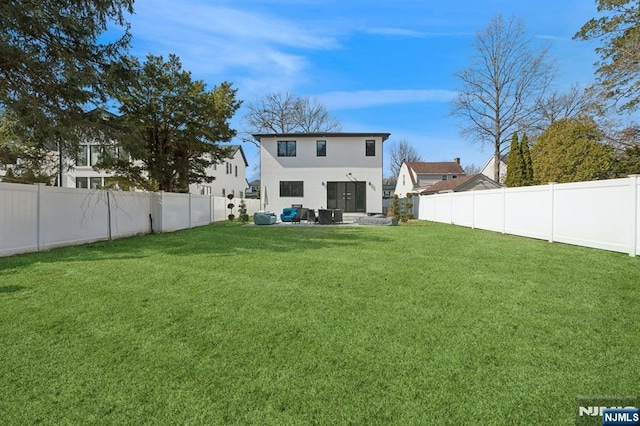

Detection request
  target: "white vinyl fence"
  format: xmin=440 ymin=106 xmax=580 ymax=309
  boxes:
xmin=418 ymin=176 xmax=640 ymax=257
xmin=0 ymin=182 xmax=260 ymax=257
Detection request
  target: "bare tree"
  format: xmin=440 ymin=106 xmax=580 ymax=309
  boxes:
xmin=386 ymin=138 xmax=423 ymax=178
xmin=534 ymin=84 xmax=601 ymax=132
xmin=242 ymin=92 xmax=341 ymax=143
xmin=451 ymin=15 xmax=555 ymax=181
xmin=463 ymin=163 xmax=482 ymax=175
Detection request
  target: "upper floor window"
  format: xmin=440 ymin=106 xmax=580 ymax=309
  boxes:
xmin=365 ymin=140 xmax=375 ymax=156
xmin=316 ymin=140 xmax=326 ymax=157
xmin=277 ymin=140 xmax=296 ymax=157
xmin=76 ymin=145 xmax=88 ymax=167
xmin=441 ymin=175 xmax=448 ymax=181
xmin=235 ymin=165 xmax=238 ymax=177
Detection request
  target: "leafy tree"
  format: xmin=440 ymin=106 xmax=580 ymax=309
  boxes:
xmin=451 ymin=15 xmax=554 ymax=182
xmin=574 ymin=0 xmax=640 ymax=111
xmin=532 ymin=117 xmax=615 ymax=183
xmin=243 ymin=92 xmax=341 ymax=138
xmin=105 ymin=54 xmax=241 ymax=192
xmin=613 ymin=144 xmax=640 ymax=177
xmin=0 ymin=0 xmax=133 ymax=170
xmin=387 ymin=138 xmax=424 ymax=179
xmin=505 ymin=133 xmax=525 ymax=187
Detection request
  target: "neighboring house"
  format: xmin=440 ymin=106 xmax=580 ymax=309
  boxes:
xmin=189 ymin=145 xmax=249 ymax=198
xmin=253 ymin=132 xmax=390 ymax=215
xmin=245 ymin=179 xmax=260 ymax=199
xmin=394 ymin=159 xmax=466 ymax=198
xmin=62 ymin=138 xmax=249 ymax=196
xmin=481 ymin=154 xmax=508 ymax=184
xmin=420 ymin=173 xmax=501 ymax=195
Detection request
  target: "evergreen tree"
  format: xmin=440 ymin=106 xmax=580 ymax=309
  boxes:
xmin=505 ymin=133 xmax=525 ymax=187
xmin=520 ymin=133 xmax=534 ymax=185
xmin=104 ymin=54 xmax=241 ymax=192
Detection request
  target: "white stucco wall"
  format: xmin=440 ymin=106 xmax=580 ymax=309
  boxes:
xmin=258 ymin=134 xmax=387 ymax=215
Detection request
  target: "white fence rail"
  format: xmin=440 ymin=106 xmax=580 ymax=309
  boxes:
xmin=418 ymin=176 xmax=640 ymax=257
xmin=0 ymin=183 xmax=260 ymax=257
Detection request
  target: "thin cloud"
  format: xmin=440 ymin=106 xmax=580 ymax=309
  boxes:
xmin=365 ymin=28 xmax=473 ymax=38
xmin=318 ymin=89 xmax=458 ymax=110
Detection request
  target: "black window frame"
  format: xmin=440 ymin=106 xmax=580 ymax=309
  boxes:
xmin=277 ymin=140 xmax=297 ymax=157
xmin=316 ymin=140 xmax=326 ymax=157
xmin=365 ymin=140 xmax=375 ymax=157
xmin=280 ymin=181 xmax=304 ymax=197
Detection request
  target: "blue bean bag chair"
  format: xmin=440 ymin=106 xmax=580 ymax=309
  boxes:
xmin=280 ymin=207 xmax=299 ymax=222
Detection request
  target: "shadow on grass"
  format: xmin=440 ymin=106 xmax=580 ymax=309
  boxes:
xmin=0 ymin=221 xmax=392 ymax=273
xmin=0 ymin=285 xmax=26 ymax=294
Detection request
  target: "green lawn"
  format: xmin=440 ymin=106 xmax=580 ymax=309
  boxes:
xmin=0 ymin=221 xmax=638 ymax=425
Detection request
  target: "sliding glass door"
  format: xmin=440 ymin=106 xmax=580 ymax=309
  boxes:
xmin=326 ymin=181 xmax=366 ymax=212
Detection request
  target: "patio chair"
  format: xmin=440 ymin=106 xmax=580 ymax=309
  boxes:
xmin=318 ymin=209 xmax=332 ymax=224
xmin=332 ymin=209 xmax=343 ymax=223
xmin=307 ymin=209 xmax=316 ymax=223
xmin=280 ymin=208 xmax=298 ymax=222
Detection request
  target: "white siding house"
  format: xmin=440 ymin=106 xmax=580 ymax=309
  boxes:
xmin=253 ymin=132 xmax=390 ymax=216
xmin=189 ymin=145 xmax=249 ymax=198
xmin=394 ymin=159 xmax=466 ymax=198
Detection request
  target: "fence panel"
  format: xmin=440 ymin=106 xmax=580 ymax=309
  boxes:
xmin=553 ymin=179 xmax=632 ymax=253
xmin=40 ymin=187 xmax=109 ymax=250
xmin=0 ymin=183 xmax=39 ymax=256
xmin=110 ymin=191 xmax=153 ymax=238
xmin=472 ymin=189 xmax=504 ymax=233
xmin=418 ymin=176 xmax=640 ymax=256
xmin=191 ymin=195 xmax=212 ymax=227
xmin=504 ymin=186 xmax=551 ymax=240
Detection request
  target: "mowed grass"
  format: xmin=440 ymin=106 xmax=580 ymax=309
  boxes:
xmin=0 ymin=221 xmax=638 ymax=425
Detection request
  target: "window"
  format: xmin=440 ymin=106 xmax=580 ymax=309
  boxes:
xmin=235 ymin=165 xmax=238 ymax=177
xmin=222 ymin=188 xmax=226 ymax=197
xmin=280 ymin=181 xmax=303 ymax=197
xmin=76 ymin=177 xmax=88 ymax=188
xmin=77 ymin=145 xmax=88 ymax=166
xmin=441 ymin=175 xmax=448 ymax=181
xmin=90 ymin=145 xmax=102 ymax=166
xmin=90 ymin=177 xmax=102 ymax=189
xmin=277 ymin=141 xmax=296 ymax=157
xmin=365 ymin=140 xmax=375 ymax=156
xmin=316 ymin=140 xmax=326 ymax=157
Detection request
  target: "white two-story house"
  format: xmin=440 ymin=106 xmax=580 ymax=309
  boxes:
xmin=253 ymin=132 xmax=390 ymax=216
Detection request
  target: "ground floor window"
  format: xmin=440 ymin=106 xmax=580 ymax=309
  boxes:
xmin=326 ymin=181 xmax=366 ymax=212
xmin=280 ymin=181 xmax=303 ymax=197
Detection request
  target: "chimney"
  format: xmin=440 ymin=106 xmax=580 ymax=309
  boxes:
xmin=454 ymin=157 xmax=460 ymax=165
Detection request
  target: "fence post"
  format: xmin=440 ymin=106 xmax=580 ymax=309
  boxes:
xmin=630 ymin=175 xmax=639 ymax=257
xmin=471 ymin=190 xmax=475 ymax=229
xmin=449 ymin=191 xmax=453 ymax=225
xmin=188 ymin=193 xmax=193 ymax=228
xmin=548 ymin=182 xmax=556 ymax=243
xmin=210 ymin=195 xmax=214 ymax=224
xmin=37 ymin=183 xmax=45 ymax=252
xmin=502 ymin=187 xmax=506 ymax=234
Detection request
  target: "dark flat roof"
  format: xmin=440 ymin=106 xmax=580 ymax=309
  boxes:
xmin=252 ymin=132 xmax=391 ymax=142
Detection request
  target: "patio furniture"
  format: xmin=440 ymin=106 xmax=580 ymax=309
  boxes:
xmin=254 ymin=212 xmax=276 ymax=225
xmin=307 ymin=209 xmax=316 ymax=223
xmin=280 ymin=208 xmax=299 ymax=222
xmin=332 ymin=209 xmax=343 ymax=223
xmin=318 ymin=209 xmax=332 ymax=224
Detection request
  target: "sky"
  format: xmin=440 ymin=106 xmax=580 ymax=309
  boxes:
xmin=123 ymin=0 xmax=605 ymax=179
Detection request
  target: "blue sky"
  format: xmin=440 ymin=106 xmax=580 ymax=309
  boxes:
xmin=125 ymin=0 xmax=603 ymax=179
